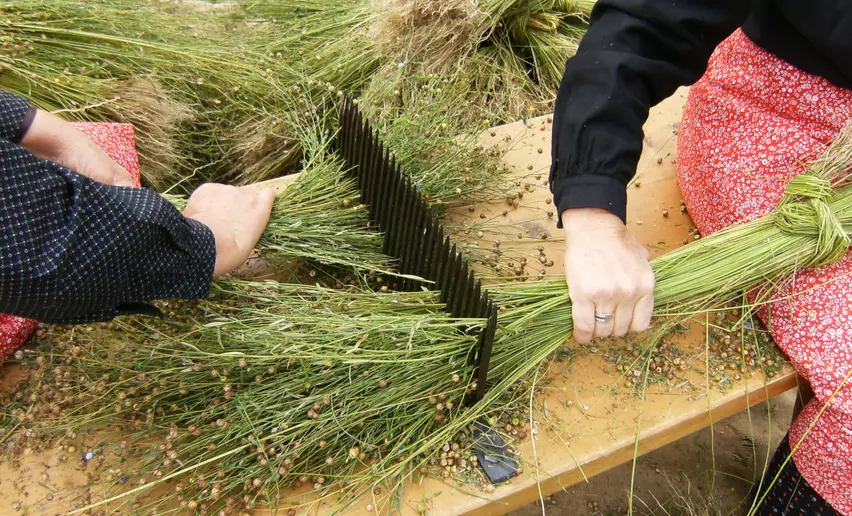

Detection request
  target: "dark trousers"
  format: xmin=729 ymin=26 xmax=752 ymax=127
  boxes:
xmin=752 ymin=434 xmax=837 ymax=515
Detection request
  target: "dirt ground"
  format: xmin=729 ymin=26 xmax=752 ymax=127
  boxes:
xmin=510 ymin=390 xmax=796 ymax=516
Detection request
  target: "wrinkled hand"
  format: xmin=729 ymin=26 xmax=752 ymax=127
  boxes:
xmin=562 ymin=208 xmax=655 ymax=343
xmin=183 ymin=184 xmax=275 ymax=278
xmin=20 ymin=110 xmax=136 ymax=187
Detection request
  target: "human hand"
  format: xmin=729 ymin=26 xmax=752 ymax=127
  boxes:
xmin=20 ymin=110 xmax=136 ymax=187
xmin=562 ymin=208 xmax=655 ymax=344
xmin=183 ymin=184 xmax=275 ymax=278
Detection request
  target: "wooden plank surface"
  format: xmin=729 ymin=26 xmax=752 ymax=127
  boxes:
xmin=0 ymin=87 xmax=797 ymax=515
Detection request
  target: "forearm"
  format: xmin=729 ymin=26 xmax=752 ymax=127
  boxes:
xmin=0 ymin=140 xmax=216 ymax=324
xmin=18 ymin=109 xmax=84 ymax=161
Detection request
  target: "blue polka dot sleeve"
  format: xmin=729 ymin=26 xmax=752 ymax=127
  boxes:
xmin=0 ymin=90 xmax=36 ymax=143
xmin=0 ymin=139 xmax=216 ymax=324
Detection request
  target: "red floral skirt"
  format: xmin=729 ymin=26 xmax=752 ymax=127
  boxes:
xmin=0 ymin=122 xmax=141 ymax=364
xmin=678 ymin=29 xmax=852 ymax=514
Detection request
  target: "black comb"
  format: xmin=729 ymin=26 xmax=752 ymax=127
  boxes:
xmin=337 ymin=98 xmax=499 ymax=404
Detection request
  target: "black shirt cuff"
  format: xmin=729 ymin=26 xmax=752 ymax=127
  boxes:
xmin=553 ymin=173 xmax=628 ymax=228
xmin=12 ymin=107 xmax=37 ymax=144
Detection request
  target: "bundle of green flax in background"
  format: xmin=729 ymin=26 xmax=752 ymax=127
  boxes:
xmin=0 ymin=0 xmax=311 ymax=189
xmin=0 ymin=0 xmax=522 ymax=205
xmin=256 ymin=0 xmax=597 ymax=123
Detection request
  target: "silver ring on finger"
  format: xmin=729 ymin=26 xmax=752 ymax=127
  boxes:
xmin=594 ymin=312 xmax=614 ymax=324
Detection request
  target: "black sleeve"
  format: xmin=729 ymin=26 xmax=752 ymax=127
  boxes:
xmin=0 ymin=90 xmax=37 ymax=144
xmin=0 ymin=139 xmax=216 ymax=324
xmin=549 ymin=0 xmax=756 ymax=225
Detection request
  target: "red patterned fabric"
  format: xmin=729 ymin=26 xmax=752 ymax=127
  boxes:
xmin=0 ymin=122 xmax=141 ymax=364
xmin=678 ymin=29 xmax=852 ymax=514
xmin=71 ymin=122 xmax=142 ymax=186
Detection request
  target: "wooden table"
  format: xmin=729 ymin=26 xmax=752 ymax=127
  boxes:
xmin=0 ymin=88 xmax=798 ymax=515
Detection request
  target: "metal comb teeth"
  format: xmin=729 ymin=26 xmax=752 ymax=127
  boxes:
xmin=338 ymin=98 xmax=498 ymax=402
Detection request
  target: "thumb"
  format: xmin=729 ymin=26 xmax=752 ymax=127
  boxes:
xmin=256 ymin=188 xmax=276 ymax=211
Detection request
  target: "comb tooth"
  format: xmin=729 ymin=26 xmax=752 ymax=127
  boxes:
xmin=403 ymin=179 xmax=420 ymax=289
xmin=359 ymin=124 xmax=374 ymax=228
xmin=344 ymin=105 xmax=354 ymax=166
xmin=446 ymin=255 xmax=458 ymax=317
xmin=440 ymin=242 xmax=456 ymax=304
xmin=392 ymin=162 xmax=407 ymax=264
xmin=436 ymin=236 xmax=451 ymax=292
xmin=379 ymin=155 xmax=392 ymax=248
xmin=430 ymin=221 xmax=444 ymax=284
xmin=398 ymin=178 xmax=411 ymax=282
xmin=363 ymin=138 xmax=375 ymax=219
xmin=473 ymin=301 xmax=498 ymax=401
xmin=357 ymin=119 xmax=369 ymax=185
xmin=385 ymin=162 xmax=399 ymax=262
xmin=368 ymin=144 xmax=385 ymax=220
xmin=448 ymin=256 xmax=461 ymax=316
xmin=343 ymin=100 xmax=353 ymax=164
xmin=466 ymin=280 xmax=484 ymax=369
xmin=339 ymin=100 xmax=348 ymax=160
xmin=398 ymin=175 xmax=410 ymax=278
xmin=404 ymin=191 xmax=421 ymax=289
xmin=369 ymin=129 xmax=382 ymax=219
xmin=361 ymin=132 xmax=371 ymax=214
xmin=405 ymin=180 xmax=420 ymax=289
xmin=379 ymin=153 xmax=396 ymax=255
xmin=377 ymin=146 xmax=390 ymax=222
xmin=355 ymin=114 xmax=367 ymax=199
xmin=461 ymin=261 xmax=471 ymax=318
xmin=414 ymin=207 xmax=428 ymax=283
xmin=363 ymin=136 xmax=377 ymax=207
xmin=449 ymin=246 xmax=463 ymax=309
xmin=415 ymin=200 xmax=431 ymax=282
xmin=374 ymin=147 xmax=388 ymax=233
xmin=458 ymin=269 xmax=475 ymax=319
xmin=351 ymin=111 xmax=361 ymax=172
xmin=416 ymin=200 xmax=430 ymax=287
xmin=454 ymin=253 xmax=467 ymax=317
xmin=452 ymin=255 xmax=467 ymax=317
xmin=471 ymin=279 xmax=483 ymax=319
xmin=362 ymin=121 xmax=373 ymax=185
xmin=426 ymin=222 xmax=442 ymax=290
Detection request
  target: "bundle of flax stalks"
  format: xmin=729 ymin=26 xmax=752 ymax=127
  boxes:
xmin=485 ymin=123 xmax=852 ymax=403
xmin=164 ymin=124 xmax=391 ymax=275
xmin=8 ymin=282 xmax=526 ymax=515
